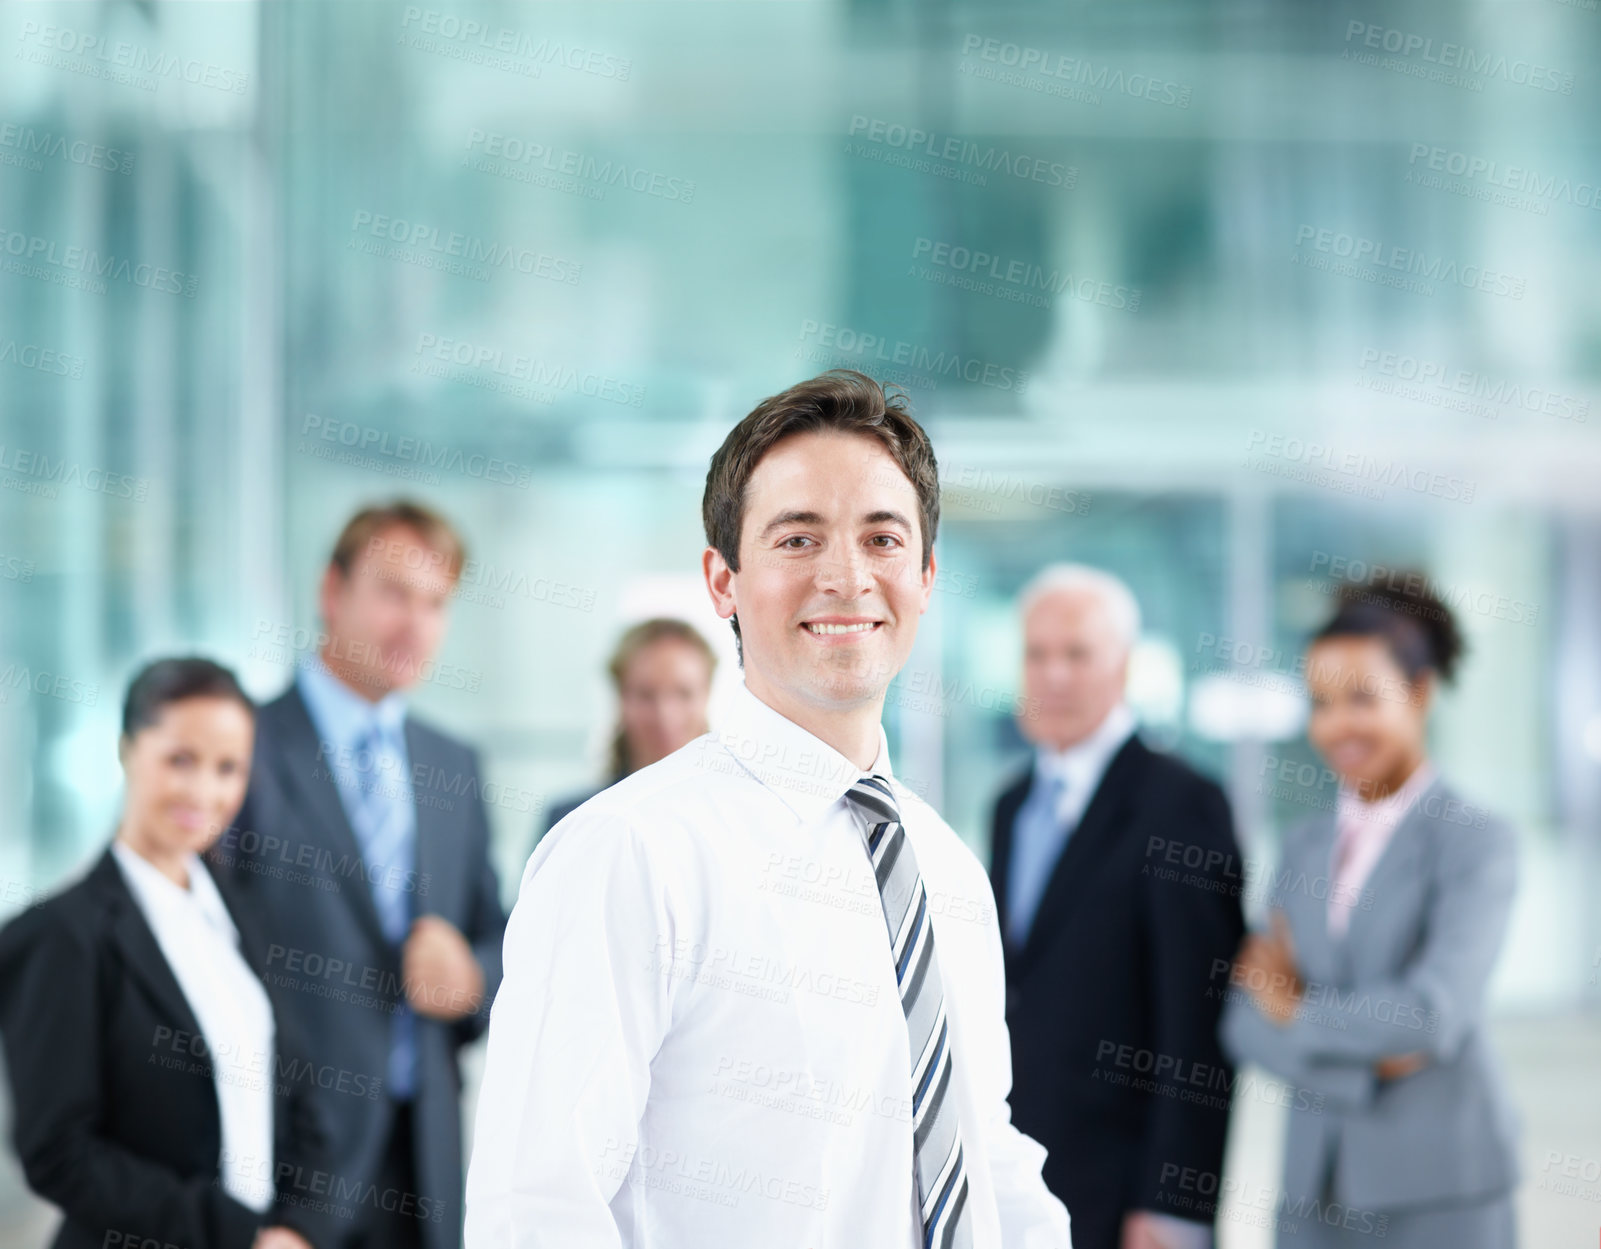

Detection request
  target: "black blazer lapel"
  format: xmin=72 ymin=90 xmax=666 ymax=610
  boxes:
xmin=262 ymin=686 xmax=393 ymax=953
xmin=1016 ymin=735 xmax=1146 ymax=970
xmin=90 ymin=851 xmax=208 ymax=1047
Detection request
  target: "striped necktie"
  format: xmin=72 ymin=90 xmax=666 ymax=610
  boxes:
xmin=846 ymin=774 xmax=972 ymax=1249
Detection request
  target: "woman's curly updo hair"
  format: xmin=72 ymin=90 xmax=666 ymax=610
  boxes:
xmin=1312 ymin=571 xmax=1465 ymax=686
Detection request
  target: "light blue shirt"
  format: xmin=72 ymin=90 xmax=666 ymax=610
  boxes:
xmin=296 ymin=655 xmax=419 ymax=1099
xmin=1005 ymin=703 xmax=1137 ymax=948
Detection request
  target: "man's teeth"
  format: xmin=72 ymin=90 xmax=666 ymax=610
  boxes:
xmin=805 ymin=622 xmax=876 ymax=635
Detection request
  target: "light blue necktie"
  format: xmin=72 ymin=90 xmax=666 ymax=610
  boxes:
xmin=1005 ymin=772 xmax=1069 ymax=948
xmin=350 ymin=718 xmax=418 ymax=1099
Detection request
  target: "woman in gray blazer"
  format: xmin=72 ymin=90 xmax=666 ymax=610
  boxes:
xmin=1221 ymin=575 xmax=1520 ymax=1248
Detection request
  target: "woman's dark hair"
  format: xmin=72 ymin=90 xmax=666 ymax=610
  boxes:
xmin=1311 ymin=571 xmax=1465 ymax=685
xmin=122 ymin=657 xmax=255 ymax=738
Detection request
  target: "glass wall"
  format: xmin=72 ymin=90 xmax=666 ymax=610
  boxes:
xmin=2 ymin=1 xmax=1598 ymax=1243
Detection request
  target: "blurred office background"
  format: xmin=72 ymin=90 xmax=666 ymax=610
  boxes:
xmin=1 ymin=0 xmax=1598 ymax=1244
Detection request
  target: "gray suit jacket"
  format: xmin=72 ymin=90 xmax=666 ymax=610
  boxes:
xmin=1220 ymin=774 xmax=1520 ymax=1212
xmin=206 ymin=684 xmax=506 ymax=1249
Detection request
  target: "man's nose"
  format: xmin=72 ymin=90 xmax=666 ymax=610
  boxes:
xmin=815 ymin=550 xmax=872 ymax=595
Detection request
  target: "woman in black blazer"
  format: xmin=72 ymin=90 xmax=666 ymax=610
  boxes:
xmin=0 ymin=658 xmax=339 ymax=1249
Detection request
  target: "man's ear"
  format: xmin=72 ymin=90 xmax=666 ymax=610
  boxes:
xmin=317 ymin=562 xmax=344 ymax=629
xmin=703 ymin=546 xmax=737 ymax=620
xmin=919 ymin=545 xmax=938 ymax=614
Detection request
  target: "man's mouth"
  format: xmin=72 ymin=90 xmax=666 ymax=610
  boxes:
xmin=802 ymin=621 xmax=881 ymax=636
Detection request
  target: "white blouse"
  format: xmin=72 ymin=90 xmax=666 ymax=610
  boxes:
xmin=112 ymin=841 xmax=277 ymax=1213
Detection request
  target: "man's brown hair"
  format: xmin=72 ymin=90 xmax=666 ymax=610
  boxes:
xmin=702 ymin=369 xmax=940 ymax=573
xmin=329 ymin=499 xmax=468 ymax=582
xmin=702 ymin=370 xmax=940 ymax=660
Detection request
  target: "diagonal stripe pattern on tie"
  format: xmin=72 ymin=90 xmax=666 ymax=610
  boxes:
xmin=846 ymin=774 xmax=973 ymax=1249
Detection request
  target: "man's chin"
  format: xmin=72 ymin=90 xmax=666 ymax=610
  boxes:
xmin=360 ymin=659 xmax=419 ymax=696
xmin=800 ymin=664 xmax=894 ymax=710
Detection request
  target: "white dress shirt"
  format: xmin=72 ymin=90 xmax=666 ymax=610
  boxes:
xmin=465 ymin=680 xmax=1071 ymax=1248
xmin=112 ymin=841 xmax=277 ymax=1212
xmin=1005 ymin=702 xmax=1139 ymax=946
xmin=1033 ymin=702 xmax=1137 ymax=831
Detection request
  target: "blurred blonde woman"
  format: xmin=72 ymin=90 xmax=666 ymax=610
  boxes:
xmin=540 ymin=618 xmax=716 ymax=834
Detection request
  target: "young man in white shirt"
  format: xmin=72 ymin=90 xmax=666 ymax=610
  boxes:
xmin=465 ymin=369 xmax=1072 ymax=1249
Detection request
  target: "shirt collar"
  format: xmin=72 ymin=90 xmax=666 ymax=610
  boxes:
xmin=111 ymin=840 xmax=237 ymax=938
xmin=297 ymin=652 xmax=408 ymax=747
xmin=1034 ymin=702 xmax=1137 ymax=789
xmin=703 ymin=679 xmax=894 ymax=826
xmin=1337 ymin=759 xmax=1439 ymax=827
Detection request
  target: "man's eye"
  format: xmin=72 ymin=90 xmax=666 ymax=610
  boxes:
xmin=783 ymin=536 xmax=812 ymax=548
xmin=870 ymin=535 xmax=902 ymax=548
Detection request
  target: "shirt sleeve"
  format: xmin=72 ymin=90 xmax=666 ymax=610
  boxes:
xmin=971 ymin=877 xmax=1074 ymax=1249
xmin=463 ymin=806 xmax=683 ymax=1247
xmin=1218 ymin=991 xmax=1375 ymax=1109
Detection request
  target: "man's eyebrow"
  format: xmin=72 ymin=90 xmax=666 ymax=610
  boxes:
xmin=757 ymin=510 xmax=826 ymax=541
xmin=755 ymin=509 xmax=915 ymax=540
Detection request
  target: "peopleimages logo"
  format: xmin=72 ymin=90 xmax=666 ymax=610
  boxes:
xmin=1293 ymin=225 xmax=1525 ymax=300
xmin=911 ymin=237 xmax=1140 ymax=311
xmin=1308 ymin=553 xmax=1541 ymax=627
xmin=464 ymin=131 xmax=693 ymax=203
xmin=0 ymin=339 xmax=86 ymax=378
xmin=299 ymin=414 xmax=534 ymax=489
xmin=398 ymin=7 xmax=631 ymax=79
xmin=845 ymin=116 xmax=1076 ymax=189
xmin=1356 ymin=348 xmax=1588 ymax=423
xmin=0 ymin=444 xmax=149 ymax=500
xmin=0 ymin=123 xmax=134 ymax=174
xmin=796 ymin=321 xmax=1029 ymax=394
xmin=1342 ymin=22 xmax=1575 ymax=94
xmin=0 ymin=226 xmax=197 ymax=297
xmin=1407 ymin=145 xmax=1601 ymax=213
xmin=1243 ymin=429 xmax=1476 ymax=505
xmin=958 ymin=35 xmax=1192 ymax=109
xmin=347 ymin=211 xmax=582 ymax=286
xmin=15 ymin=19 xmax=250 ymax=93
xmin=412 ymin=333 xmax=646 ymax=407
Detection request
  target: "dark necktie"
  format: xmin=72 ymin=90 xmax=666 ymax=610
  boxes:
xmin=845 ymin=774 xmax=973 ymax=1249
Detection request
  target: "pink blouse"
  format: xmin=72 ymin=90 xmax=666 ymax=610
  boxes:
xmin=1327 ymin=761 xmax=1437 ymax=938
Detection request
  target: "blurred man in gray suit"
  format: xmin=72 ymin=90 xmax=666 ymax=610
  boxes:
xmin=210 ymin=501 xmax=506 ymax=1249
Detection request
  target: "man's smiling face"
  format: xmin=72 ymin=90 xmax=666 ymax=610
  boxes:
xmin=714 ymin=428 xmax=935 ymax=717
